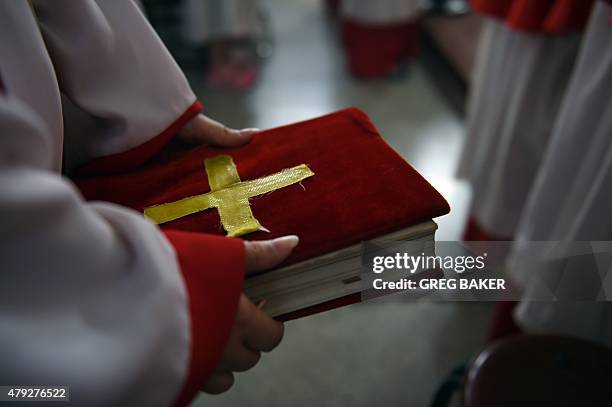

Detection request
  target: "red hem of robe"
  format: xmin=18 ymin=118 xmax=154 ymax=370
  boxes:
xmin=76 ymin=100 xmax=203 ymax=176
xmin=471 ymin=0 xmax=594 ymax=34
xmin=163 ymin=230 xmax=244 ymax=407
xmin=341 ymin=18 xmax=421 ymax=79
xmin=462 ymin=216 xmax=511 ymax=242
xmin=488 ymin=301 xmax=523 ymax=342
xmin=461 ymin=217 xmax=521 ymax=341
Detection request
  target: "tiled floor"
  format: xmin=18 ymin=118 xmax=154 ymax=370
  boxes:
xmin=186 ymin=1 xmax=493 ymax=405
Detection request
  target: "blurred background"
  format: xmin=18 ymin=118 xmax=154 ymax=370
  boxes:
xmin=142 ymin=0 xmax=491 ymax=405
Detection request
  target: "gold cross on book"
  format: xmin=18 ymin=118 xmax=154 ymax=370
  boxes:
xmin=144 ymin=155 xmax=314 ymax=237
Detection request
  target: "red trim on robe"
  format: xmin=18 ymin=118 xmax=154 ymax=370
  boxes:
xmin=462 ymin=216 xmax=511 ymax=242
xmin=461 ymin=217 xmax=521 ymax=341
xmin=488 ymin=301 xmax=522 ymax=342
xmin=341 ymin=18 xmax=421 ymax=79
xmin=77 ymin=100 xmax=203 ymax=176
xmin=470 ymin=0 xmax=595 ymax=34
xmin=163 ymin=230 xmax=245 ymax=407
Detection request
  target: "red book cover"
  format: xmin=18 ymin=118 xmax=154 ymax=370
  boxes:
xmin=76 ymin=108 xmax=450 ymax=318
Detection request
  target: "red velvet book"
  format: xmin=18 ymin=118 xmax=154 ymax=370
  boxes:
xmin=76 ymin=108 xmax=449 ymax=320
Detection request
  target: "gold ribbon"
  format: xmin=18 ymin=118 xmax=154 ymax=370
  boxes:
xmin=144 ymin=155 xmax=314 ymax=237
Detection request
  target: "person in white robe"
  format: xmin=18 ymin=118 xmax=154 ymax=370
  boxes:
xmin=181 ymin=0 xmax=263 ymax=88
xmin=457 ymin=16 xmax=582 ymax=239
xmin=0 ymin=1 xmax=297 ymax=405
xmin=182 ymin=0 xmax=261 ymax=44
xmin=338 ymin=0 xmax=424 ymax=78
xmin=459 ymin=0 xmax=611 ymax=346
xmin=510 ymin=1 xmax=612 ymax=348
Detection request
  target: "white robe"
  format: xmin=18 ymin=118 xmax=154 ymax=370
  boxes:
xmin=510 ymin=1 xmax=612 ymax=347
xmin=341 ymin=0 xmax=423 ymax=25
xmin=457 ymin=18 xmax=581 ymax=237
xmin=182 ymin=0 xmax=261 ymax=44
xmin=0 ymin=1 xmax=208 ymax=405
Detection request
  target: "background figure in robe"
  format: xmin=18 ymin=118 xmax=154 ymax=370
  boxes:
xmin=457 ymin=0 xmax=611 ymax=344
xmin=458 ymin=0 xmax=595 ymax=241
xmin=509 ymin=1 xmax=612 ymax=347
xmin=182 ymin=0 xmax=263 ymax=88
xmin=333 ymin=0 xmax=424 ymax=79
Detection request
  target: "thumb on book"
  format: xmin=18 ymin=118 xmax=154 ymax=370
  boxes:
xmin=244 ymin=235 xmax=299 ymax=274
xmin=178 ymin=113 xmax=258 ymax=147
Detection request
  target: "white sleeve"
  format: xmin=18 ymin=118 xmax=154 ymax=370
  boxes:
xmin=31 ymin=0 xmax=199 ymax=169
xmin=0 ymin=95 xmax=190 ymax=406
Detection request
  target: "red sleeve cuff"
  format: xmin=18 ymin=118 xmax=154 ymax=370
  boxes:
xmin=163 ymin=230 xmax=244 ymax=407
xmin=77 ymin=100 xmax=203 ymax=176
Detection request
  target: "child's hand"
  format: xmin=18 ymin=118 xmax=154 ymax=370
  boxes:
xmin=178 ymin=113 xmax=259 ymax=147
xmin=203 ymin=236 xmax=299 ymax=394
